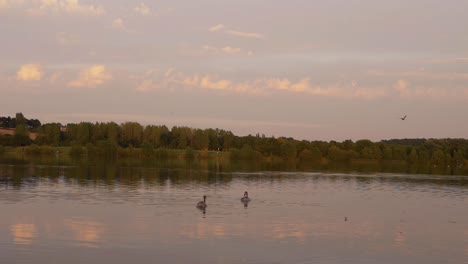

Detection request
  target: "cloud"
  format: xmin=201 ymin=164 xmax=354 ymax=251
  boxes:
xmin=134 ymin=3 xmax=153 ymax=16
xmin=209 ymin=24 xmax=265 ymax=39
xmin=226 ymin=30 xmax=264 ymax=39
xmin=136 ymin=79 xmax=158 ymax=92
xmin=68 ymin=65 xmax=112 ymax=88
xmin=431 ymin=57 xmax=468 ymax=64
xmin=132 ymin=68 xmax=467 ymax=101
xmin=134 ymin=68 xmax=387 ymax=98
xmin=17 ymin=64 xmax=42 ymax=81
xmin=394 ymin=79 xmax=409 ymax=97
xmin=29 ymin=0 xmax=104 ymax=16
xmin=0 ymin=0 xmax=9 ymax=8
xmin=48 ymin=71 xmax=63 ymax=84
xmin=112 ymin=17 xmax=125 ymax=31
xmin=221 ymin=46 xmax=241 ymax=54
xmin=164 ymin=67 xmax=175 ymax=77
xmin=209 ymin=24 xmax=225 ymax=32
xmin=391 ymin=79 xmax=463 ymax=99
xmin=368 ymin=69 xmax=468 ymax=81
xmin=203 ymin=45 xmax=251 ymax=56
xmin=200 ymin=76 xmax=232 ymax=90
xmin=0 ymin=0 xmax=24 ymax=9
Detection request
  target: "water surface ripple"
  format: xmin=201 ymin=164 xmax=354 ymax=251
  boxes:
xmin=0 ymin=161 xmax=467 ymax=264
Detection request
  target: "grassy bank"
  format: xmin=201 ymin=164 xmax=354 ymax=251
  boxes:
xmin=2 ymin=146 xmax=231 ymax=160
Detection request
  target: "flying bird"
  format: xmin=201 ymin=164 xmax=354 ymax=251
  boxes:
xmin=400 ymin=115 xmax=407 ymax=120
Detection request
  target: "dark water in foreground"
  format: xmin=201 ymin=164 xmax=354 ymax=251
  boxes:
xmin=0 ymin=157 xmax=467 ymax=264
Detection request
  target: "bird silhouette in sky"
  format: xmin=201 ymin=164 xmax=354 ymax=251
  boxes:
xmin=400 ymin=115 xmax=407 ymax=120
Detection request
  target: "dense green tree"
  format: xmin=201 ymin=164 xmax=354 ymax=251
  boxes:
xmin=222 ymin=130 xmax=234 ymax=150
xmin=120 ymin=122 xmax=143 ymax=147
xmin=14 ymin=125 xmax=30 ymax=146
xmin=382 ymin=145 xmax=393 ymax=160
xmin=143 ymin=125 xmax=161 ymax=147
xmin=298 ymin=146 xmax=322 ymax=162
xmin=328 ymin=145 xmax=353 ymax=161
xmin=280 ymin=141 xmax=297 ymax=160
xmin=207 ymin=128 xmax=220 ymax=150
xmin=141 ymin=143 xmax=155 ymax=157
xmin=193 ymin=129 xmax=209 ymax=150
xmin=431 ymin=149 xmax=446 ymax=165
xmin=107 ymin=122 xmax=119 ymax=144
xmin=418 ymin=149 xmax=430 ymax=163
xmin=407 ymin=147 xmax=419 ymax=164
xmin=355 ymin=139 xmax=373 ymax=153
xmin=37 ymin=123 xmax=61 ymax=145
xmin=77 ymin=122 xmax=93 ymax=145
xmin=392 ymin=146 xmax=407 ymax=160
xmin=15 ymin=113 xmax=26 ymax=126
xmin=453 ymin=149 xmax=465 ymax=166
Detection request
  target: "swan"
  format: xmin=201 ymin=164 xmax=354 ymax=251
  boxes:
xmin=241 ymin=191 xmax=251 ymax=202
xmin=196 ymin=195 xmax=207 ymax=209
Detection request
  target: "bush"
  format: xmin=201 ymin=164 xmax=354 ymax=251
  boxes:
xmin=24 ymin=144 xmax=54 ymax=155
xmin=240 ymin=144 xmax=254 ymax=160
xmin=142 ymin=143 xmax=155 ymax=157
xmin=229 ymin=148 xmax=241 ymax=160
xmin=96 ymin=140 xmax=117 ymax=158
xmin=155 ymin=148 xmax=169 ymax=159
xmin=69 ymin=145 xmax=84 ymax=157
xmin=184 ymin=147 xmax=195 ymax=160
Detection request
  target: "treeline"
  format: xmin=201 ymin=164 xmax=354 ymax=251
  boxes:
xmin=0 ymin=113 xmax=41 ymax=130
xmin=0 ymin=113 xmax=467 ymax=165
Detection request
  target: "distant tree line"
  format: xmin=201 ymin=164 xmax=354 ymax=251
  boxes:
xmin=0 ymin=113 xmax=467 ymax=165
xmin=0 ymin=113 xmax=41 ymax=130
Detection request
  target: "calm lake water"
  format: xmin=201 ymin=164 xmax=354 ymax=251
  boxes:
xmin=0 ymin=157 xmax=467 ymax=264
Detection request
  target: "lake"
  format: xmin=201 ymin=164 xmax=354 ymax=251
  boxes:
xmin=0 ymin=156 xmax=467 ymax=264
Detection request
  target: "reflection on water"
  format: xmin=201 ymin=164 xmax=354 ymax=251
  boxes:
xmin=0 ymin=156 xmax=467 ymax=264
xmin=65 ymin=219 xmax=104 ymax=248
xmin=11 ymin=224 xmax=36 ymax=245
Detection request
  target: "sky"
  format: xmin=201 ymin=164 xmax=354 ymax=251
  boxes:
xmin=1 ymin=0 xmax=467 ymax=141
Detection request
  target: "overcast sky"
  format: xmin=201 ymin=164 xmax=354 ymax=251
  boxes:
xmin=1 ymin=0 xmax=467 ymax=141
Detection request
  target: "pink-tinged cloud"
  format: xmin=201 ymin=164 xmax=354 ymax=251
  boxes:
xmin=221 ymin=46 xmax=241 ymax=54
xmin=68 ymin=65 xmax=112 ymax=88
xmin=208 ymin=24 xmax=225 ymax=32
xmin=394 ymin=79 xmax=409 ymax=97
xmin=129 ymin=68 xmax=468 ymax=101
xmin=28 ymin=0 xmax=104 ymax=16
xmin=17 ymin=64 xmax=43 ymax=81
xmin=368 ymin=70 xmax=468 ymax=81
xmin=226 ymin=30 xmax=264 ymax=39
xmin=200 ymin=76 xmax=232 ymax=90
xmin=203 ymin=45 xmax=250 ymax=56
xmin=0 ymin=0 xmax=9 ymax=9
xmin=208 ymin=24 xmax=265 ymax=39
xmin=112 ymin=17 xmax=125 ymax=31
xmin=131 ymin=68 xmax=388 ymax=99
xmin=136 ymin=79 xmax=158 ymax=92
xmin=392 ymin=79 xmax=468 ymax=100
xmin=134 ymin=3 xmax=153 ymax=16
